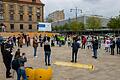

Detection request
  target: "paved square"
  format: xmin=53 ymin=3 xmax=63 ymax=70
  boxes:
xmin=0 ymin=44 xmax=120 ymax=80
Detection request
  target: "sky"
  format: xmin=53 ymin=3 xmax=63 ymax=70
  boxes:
xmin=41 ymin=0 xmax=120 ymax=19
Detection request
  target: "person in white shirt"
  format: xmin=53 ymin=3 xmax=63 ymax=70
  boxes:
xmin=105 ymin=38 xmax=111 ymax=52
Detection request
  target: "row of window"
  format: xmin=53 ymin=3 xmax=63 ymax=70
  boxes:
xmin=9 ymin=14 xmax=40 ymax=21
xmin=9 ymin=5 xmax=41 ymax=14
xmin=10 ymin=24 xmax=33 ymax=30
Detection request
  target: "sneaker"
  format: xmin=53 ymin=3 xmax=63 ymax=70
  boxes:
xmin=6 ymin=76 xmax=12 ymax=78
xmin=71 ymin=60 xmax=74 ymax=62
xmin=35 ymin=56 xmax=38 ymax=58
xmin=48 ymin=64 xmax=51 ymax=66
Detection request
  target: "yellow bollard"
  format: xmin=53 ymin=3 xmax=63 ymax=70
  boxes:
xmin=54 ymin=61 xmax=94 ymax=71
xmin=25 ymin=67 xmax=52 ymax=80
xmin=34 ymin=67 xmax=52 ymax=80
xmin=25 ymin=67 xmax=35 ymax=80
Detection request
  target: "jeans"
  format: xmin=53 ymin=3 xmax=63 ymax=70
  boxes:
xmin=82 ymin=44 xmax=85 ymax=49
xmin=17 ymin=67 xmax=27 ymax=80
xmin=45 ymin=51 xmax=51 ymax=65
xmin=111 ymin=47 xmax=114 ymax=55
xmin=117 ymin=46 xmax=120 ymax=54
xmin=34 ymin=48 xmax=37 ymax=57
xmin=93 ymin=49 xmax=97 ymax=58
xmin=72 ymin=50 xmax=78 ymax=62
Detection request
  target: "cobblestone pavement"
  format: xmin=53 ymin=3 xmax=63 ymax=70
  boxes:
xmin=0 ymin=44 xmax=120 ymax=80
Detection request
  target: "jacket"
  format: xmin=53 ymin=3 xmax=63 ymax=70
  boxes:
xmin=92 ymin=40 xmax=98 ymax=49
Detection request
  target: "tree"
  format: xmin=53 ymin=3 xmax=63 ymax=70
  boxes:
xmin=107 ymin=15 xmax=120 ymax=29
xmin=70 ymin=21 xmax=85 ymax=31
xmin=86 ymin=16 xmax=101 ymax=30
xmin=78 ymin=22 xmax=85 ymax=30
xmin=47 ymin=18 xmax=53 ymax=23
xmin=63 ymin=23 xmax=70 ymax=31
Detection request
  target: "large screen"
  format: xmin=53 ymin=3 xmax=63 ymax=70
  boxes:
xmin=37 ymin=22 xmax=51 ymax=31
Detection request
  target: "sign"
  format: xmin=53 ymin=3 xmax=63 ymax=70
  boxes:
xmin=37 ymin=22 xmax=51 ymax=31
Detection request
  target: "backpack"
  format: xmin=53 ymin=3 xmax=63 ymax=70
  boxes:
xmin=11 ymin=59 xmax=20 ymax=70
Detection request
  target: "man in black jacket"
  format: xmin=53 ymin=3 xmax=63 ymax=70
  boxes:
xmin=110 ymin=38 xmax=115 ymax=55
xmin=92 ymin=37 xmax=98 ymax=59
xmin=71 ymin=39 xmax=80 ymax=63
xmin=1 ymin=42 xmax=13 ymax=78
xmin=44 ymin=40 xmax=51 ymax=66
xmin=116 ymin=37 xmax=120 ymax=54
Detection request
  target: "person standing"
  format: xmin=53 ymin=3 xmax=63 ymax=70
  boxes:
xmin=116 ymin=37 xmax=120 ymax=54
xmin=13 ymin=35 xmax=16 ymax=46
xmin=110 ymin=38 xmax=115 ymax=55
xmin=71 ymin=39 xmax=80 ymax=63
xmin=26 ymin=35 xmax=30 ymax=47
xmin=17 ymin=53 xmax=27 ymax=80
xmin=39 ymin=34 xmax=43 ymax=47
xmin=44 ymin=40 xmax=51 ymax=66
xmin=19 ymin=35 xmax=23 ymax=48
xmin=33 ymin=37 xmax=38 ymax=57
xmin=1 ymin=42 xmax=13 ymax=78
xmin=105 ymin=38 xmax=111 ymax=52
xmin=81 ymin=36 xmax=86 ymax=49
xmin=92 ymin=37 xmax=98 ymax=59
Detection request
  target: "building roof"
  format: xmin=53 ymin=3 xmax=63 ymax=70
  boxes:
xmin=19 ymin=0 xmax=42 ymax=4
xmin=19 ymin=0 xmax=43 ymax=4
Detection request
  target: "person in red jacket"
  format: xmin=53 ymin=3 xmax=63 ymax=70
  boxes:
xmin=81 ymin=36 xmax=86 ymax=49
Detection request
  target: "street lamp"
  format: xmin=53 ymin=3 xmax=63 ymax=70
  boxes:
xmin=70 ymin=7 xmax=82 ymax=21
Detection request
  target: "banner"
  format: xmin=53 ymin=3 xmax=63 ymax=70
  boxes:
xmin=37 ymin=22 xmax=51 ymax=31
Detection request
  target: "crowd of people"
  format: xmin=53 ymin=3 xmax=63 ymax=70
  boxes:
xmin=0 ymin=33 xmax=120 ymax=79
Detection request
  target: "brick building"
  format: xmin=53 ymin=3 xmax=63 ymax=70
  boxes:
xmin=0 ymin=0 xmax=44 ymax=32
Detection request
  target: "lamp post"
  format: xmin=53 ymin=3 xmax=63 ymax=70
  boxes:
xmin=70 ymin=7 xmax=82 ymax=21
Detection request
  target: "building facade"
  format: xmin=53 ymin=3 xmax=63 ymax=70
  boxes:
xmin=1 ymin=0 xmax=44 ymax=32
xmin=52 ymin=15 xmax=110 ymax=29
xmin=47 ymin=10 xmax=65 ymax=22
xmin=0 ymin=0 xmax=4 ymax=21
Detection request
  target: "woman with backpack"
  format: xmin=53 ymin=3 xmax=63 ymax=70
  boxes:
xmin=12 ymin=52 xmax=27 ymax=80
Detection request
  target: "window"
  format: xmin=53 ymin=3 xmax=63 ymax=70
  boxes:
xmin=37 ymin=15 xmax=40 ymax=21
xmin=10 ymin=24 xmax=14 ymax=30
xmin=32 ymin=0 xmax=36 ymax=2
xmin=10 ymin=14 xmax=14 ymax=20
xmin=29 ymin=15 xmax=32 ymax=21
xmin=19 ymin=6 xmax=23 ymax=11
xmin=29 ymin=24 xmax=32 ymax=29
xmin=20 ymin=24 xmax=23 ymax=30
xmin=0 ymin=14 xmax=3 ymax=20
xmin=28 ymin=7 xmax=32 ymax=13
xmin=20 ymin=15 xmax=23 ymax=21
xmin=9 ymin=5 xmax=14 ymax=10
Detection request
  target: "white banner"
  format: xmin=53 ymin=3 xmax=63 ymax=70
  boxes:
xmin=37 ymin=22 xmax=51 ymax=31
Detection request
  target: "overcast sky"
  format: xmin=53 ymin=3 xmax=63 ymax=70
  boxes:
xmin=42 ymin=0 xmax=120 ymax=19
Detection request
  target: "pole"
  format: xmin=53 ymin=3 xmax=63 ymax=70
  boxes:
xmin=70 ymin=7 xmax=82 ymax=21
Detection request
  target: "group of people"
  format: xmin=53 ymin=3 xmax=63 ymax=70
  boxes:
xmin=0 ymin=37 xmax=27 ymax=80
xmin=0 ymin=33 xmax=120 ymax=79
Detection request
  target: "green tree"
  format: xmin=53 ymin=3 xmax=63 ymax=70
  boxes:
xmin=47 ymin=18 xmax=53 ymax=23
xmin=107 ymin=15 xmax=120 ymax=29
xmin=86 ymin=16 xmax=101 ymax=30
xmin=70 ymin=21 xmax=84 ymax=31
xmin=78 ymin=22 xmax=85 ymax=30
xmin=63 ymin=23 xmax=70 ymax=31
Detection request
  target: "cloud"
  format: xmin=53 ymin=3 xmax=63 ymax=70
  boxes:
xmin=42 ymin=0 xmax=120 ymax=19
